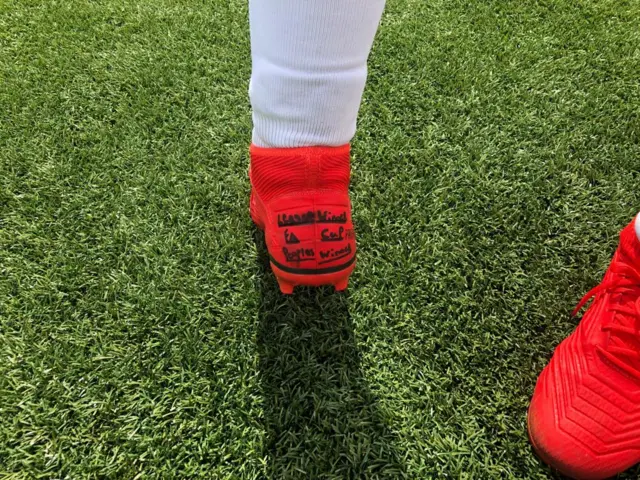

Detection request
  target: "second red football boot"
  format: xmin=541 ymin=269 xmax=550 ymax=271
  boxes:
xmin=528 ymin=218 xmax=640 ymax=479
xmin=249 ymin=144 xmax=357 ymax=294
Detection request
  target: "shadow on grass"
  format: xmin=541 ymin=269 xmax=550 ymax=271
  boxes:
xmin=254 ymin=230 xmax=406 ymax=479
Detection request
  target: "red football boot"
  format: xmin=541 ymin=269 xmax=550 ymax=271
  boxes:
xmin=249 ymin=144 xmax=356 ymax=294
xmin=528 ymin=218 xmax=640 ymax=479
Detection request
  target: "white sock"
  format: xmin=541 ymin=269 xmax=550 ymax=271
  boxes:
xmin=634 ymin=213 xmax=640 ymax=241
xmin=249 ymin=0 xmax=386 ymax=148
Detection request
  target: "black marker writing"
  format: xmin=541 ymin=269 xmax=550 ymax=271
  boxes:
xmin=284 ymin=229 xmax=300 ymax=244
xmin=316 ymin=210 xmax=347 ymax=224
xmin=318 ymin=243 xmax=352 ymax=264
xmin=278 ymin=211 xmax=315 ymax=227
xmin=321 ymin=226 xmax=344 ymax=242
xmin=283 ymin=247 xmax=315 ymax=263
xmin=277 ymin=209 xmax=348 ymax=227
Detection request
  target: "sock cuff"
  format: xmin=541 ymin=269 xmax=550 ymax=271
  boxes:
xmin=250 ymin=143 xmax=350 ymax=157
xmin=249 ymin=144 xmax=351 ymax=203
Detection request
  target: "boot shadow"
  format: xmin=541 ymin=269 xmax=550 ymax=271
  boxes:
xmin=254 ymin=229 xmax=406 ymax=479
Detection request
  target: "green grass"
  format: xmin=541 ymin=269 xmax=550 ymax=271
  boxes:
xmin=1 ymin=0 xmax=639 ymax=477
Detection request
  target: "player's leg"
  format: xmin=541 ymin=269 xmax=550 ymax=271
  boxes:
xmin=248 ymin=0 xmax=385 ymax=293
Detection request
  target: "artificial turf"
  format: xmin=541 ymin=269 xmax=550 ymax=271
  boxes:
xmin=1 ymin=0 xmax=640 ymax=478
